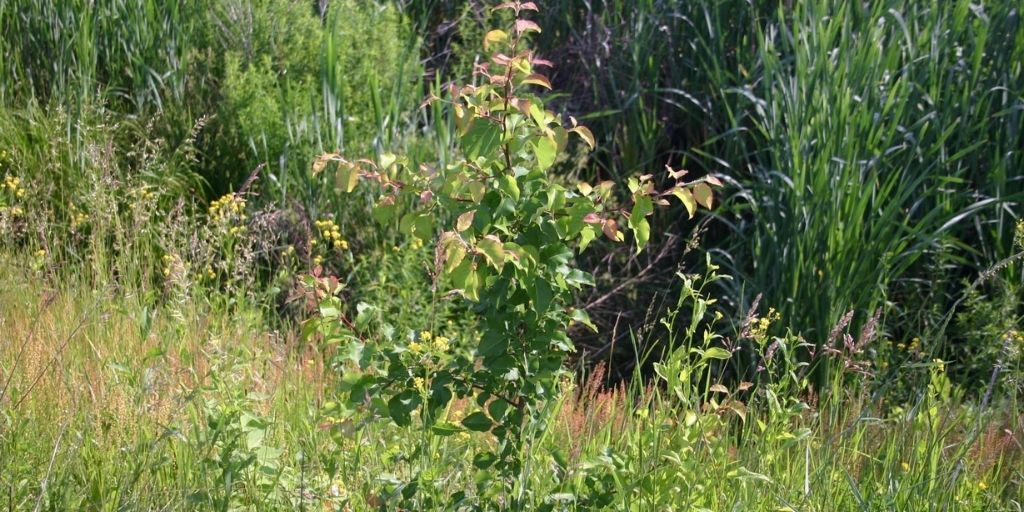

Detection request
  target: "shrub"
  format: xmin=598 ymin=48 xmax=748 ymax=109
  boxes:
xmin=306 ymin=2 xmax=716 ymax=506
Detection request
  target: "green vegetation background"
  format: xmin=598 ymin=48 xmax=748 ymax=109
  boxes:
xmin=0 ymin=0 xmax=1022 ymax=510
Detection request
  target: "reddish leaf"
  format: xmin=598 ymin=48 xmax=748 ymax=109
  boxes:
xmin=601 ymin=218 xmax=623 ymax=241
xmin=666 ymin=165 xmax=688 ymax=180
xmin=515 ymin=19 xmax=541 ymax=34
xmin=531 ymin=56 xmax=553 ymax=67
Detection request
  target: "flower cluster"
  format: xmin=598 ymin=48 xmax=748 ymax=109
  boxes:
xmin=1 ymin=174 xmax=27 ymax=223
xmin=3 ymin=175 xmax=25 ymax=198
xmin=208 ymin=193 xmax=248 ymax=236
xmin=310 ymin=218 xmax=349 ymax=267
xmin=161 ymin=253 xmax=175 ymax=277
xmin=128 ymin=186 xmax=157 ymax=211
xmin=407 ymin=330 xmax=451 ymax=355
xmin=1007 ymin=329 xmax=1024 ymax=349
xmin=30 ymin=248 xmax=47 ymax=271
xmin=895 ymin=336 xmax=921 ymax=353
xmin=748 ymin=307 xmax=780 ymax=342
xmin=314 ymin=218 xmax=349 ymax=250
xmin=68 ymin=203 xmax=89 ymax=231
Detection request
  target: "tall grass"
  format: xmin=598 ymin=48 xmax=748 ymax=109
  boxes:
xmin=716 ymin=0 xmax=1024 ymax=365
xmin=2 ymin=252 xmax=1020 ymax=510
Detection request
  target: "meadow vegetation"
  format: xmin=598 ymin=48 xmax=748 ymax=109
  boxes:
xmin=1 ymin=0 xmax=1022 ymax=510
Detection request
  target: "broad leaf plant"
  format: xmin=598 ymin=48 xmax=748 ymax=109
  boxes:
xmin=308 ymin=0 xmax=718 ymax=502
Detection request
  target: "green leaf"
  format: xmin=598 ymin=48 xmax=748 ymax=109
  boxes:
xmin=467 ymin=182 xmax=486 ymax=203
xmin=472 ymin=451 xmax=497 ymax=469
xmin=488 ymin=398 xmax=509 ymax=421
xmin=633 ymin=218 xmax=650 ymax=252
xmin=499 ymin=174 xmax=520 ymax=202
xmin=477 ymin=330 xmax=508 ymax=359
xmin=483 ymin=29 xmax=508 ymax=50
xmin=672 ymin=187 xmax=697 ymax=219
xmin=693 ymin=183 xmax=714 ymax=209
xmin=388 ymin=392 xmax=420 ymax=427
xmin=461 ymin=119 xmax=502 ymax=160
xmin=702 ymin=347 xmax=732 ymax=361
xmin=456 ymin=210 xmax=475 ymax=232
xmin=413 ymin=214 xmax=434 ymax=242
xmin=579 ymin=225 xmax=596 ymax=252
xmin=629 ymin=195 xmax=654 ymax=252
xmin=431 ymin=422 xmax=464 ymax=437
xmin=461 ymin=411 xmax=494 ymax=432
xmin=336 ymin=163 xmax=359 ymax=193
xmin=440 ymin=232 xmax=467 ymax=273
xmin=450 ymin=258 xmax=475 ymax=296
xmin=533 ymin=135 xmax=557 ymax=170
xmin=570 ymin=308 xmax=597 ymax=332
xmin=477 ymin=235 xmax=505 ymax=271
xmin=372 ymin=197 xmax=397 ymax=224
xmin=531 ymin=278 xmax=553 ymax=314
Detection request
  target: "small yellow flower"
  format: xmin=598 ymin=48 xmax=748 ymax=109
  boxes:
xmin=313 ymin=255 xmax=323 ymax=266
xmin=421 ymin=331 xmax=433 ymax=342
xmin=908 ymin=337 xmax=921 ymax=351
xmin=413 ymin=377 xmax=427 ymax=394
xmin=432 ymin=336 xmax=450 ymax=352
xmin=408 ymin=341 xmax=424 ymax=354
xmin=978 ymin=482 xmax=988 ymax=491
xmin=901 ymin=462 xmax=910 ymax=472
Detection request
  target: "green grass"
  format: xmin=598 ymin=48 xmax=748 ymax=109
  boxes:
xmin=1 ymin=254 xmax=1021 ymax=510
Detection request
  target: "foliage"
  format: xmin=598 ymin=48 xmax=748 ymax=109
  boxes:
xmin=303 ymin=0 xmax=716 ymax=505
xmin=307 ymin=1 xmax=716 ymax=505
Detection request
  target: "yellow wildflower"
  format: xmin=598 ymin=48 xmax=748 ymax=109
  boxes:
xmin=432 ymin=336 xmax=450 ymax=352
